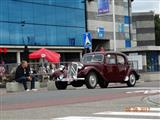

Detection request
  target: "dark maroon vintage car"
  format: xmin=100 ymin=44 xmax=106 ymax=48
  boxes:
xmin=52 ymin=51 xmax=140 ymax=90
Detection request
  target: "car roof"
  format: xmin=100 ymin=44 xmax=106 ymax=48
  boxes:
xmin=84 ymin=51 xmax=127 ymax=57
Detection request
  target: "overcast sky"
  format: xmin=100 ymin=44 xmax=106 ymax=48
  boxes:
xmin=132 ymin=0 xmax=160 ymax=13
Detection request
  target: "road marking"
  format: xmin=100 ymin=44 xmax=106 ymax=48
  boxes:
xmin=126 ymin=89 xmax=160 ymax=94
xmin=150 ymin=107 xmax=160 ymax=111
xmin=53 ymin=116 xmax=159 ymax=120
xmin=94 ymin=111 xmax=160 ymax=117
xmin=118 ymin=87 xmax=160 ymax=90
xmin=125 ymin=107 xmax=160 ymax=112
xmin=54 ymin=108 xmax=160 ymax=120
xmin=75 ymin=87 xmax=160 ymax=90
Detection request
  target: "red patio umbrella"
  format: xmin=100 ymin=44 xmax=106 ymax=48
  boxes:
xmin=29 ymin=48 xmax=60 ymax=63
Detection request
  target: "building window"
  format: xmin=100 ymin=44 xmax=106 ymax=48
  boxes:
xmin=9 ymin=23 xmax=22 ymax=44
xmin=8 ymin=1 xmax=22 ymax=22
xmin=34 ymin=25 xmax=46 ymax=45
xmin=34 ymin=4 xmax=46 ymax=24
xmin=0 ymin=23 xmax=9 ymax=44
xmin=69 ymin=38 xmax=75 ymax=46
xmin=22 ymin=2 xmax=34 ymax=23
xmin=147 ymin=52 xmax=159 ymax=72
xmin=0 ymin=0 xmax=8 ymax=21
xmin=46 ymin=26 xmax=56 ymax=45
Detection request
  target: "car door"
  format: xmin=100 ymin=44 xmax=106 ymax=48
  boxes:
xmin=116 ymin=54 xmax=128 ymax=81
xmin=104 ymin=54 xmax=119 ymax=82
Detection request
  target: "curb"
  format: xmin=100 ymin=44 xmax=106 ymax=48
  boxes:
xmin=138 ymin=79 xmax=160 ymax=83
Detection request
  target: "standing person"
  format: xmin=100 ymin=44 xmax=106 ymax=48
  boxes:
xmin=0 ymin=64 xmax=5 ymax=77
xmin=99 ymin=46 xmax=105 ymax=52
xmin=15 ymin=61 xmax=37 ymax=91
xmin=0 ymin=63 xmax=5 ymax=84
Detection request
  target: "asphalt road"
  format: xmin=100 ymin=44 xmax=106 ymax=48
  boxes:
xmin=0 ymin=81 xmax=160 ymax=120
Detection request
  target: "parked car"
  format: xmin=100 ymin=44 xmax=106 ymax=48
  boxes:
xmin=52 ymin=51 xmax=140 ymax=90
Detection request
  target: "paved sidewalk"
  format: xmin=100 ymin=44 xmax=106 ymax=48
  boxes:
xmin=0 ymin=83 xmax=128 ymax=96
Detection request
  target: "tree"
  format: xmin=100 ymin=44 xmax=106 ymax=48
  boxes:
xmin=155 ymin=15 xmax=160 ymax=46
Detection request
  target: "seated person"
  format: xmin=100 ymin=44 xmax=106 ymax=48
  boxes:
xmin=15 ymin=61 xmax=37 ymax=91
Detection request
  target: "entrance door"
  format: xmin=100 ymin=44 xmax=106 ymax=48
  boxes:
xmin=147 ymin=52 xmax=159 ymax=72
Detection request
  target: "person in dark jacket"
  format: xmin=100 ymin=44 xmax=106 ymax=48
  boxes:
xmin=15 ymin=61 xmax=37 ymax=91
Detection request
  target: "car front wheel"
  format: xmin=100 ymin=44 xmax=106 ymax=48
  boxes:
xmin=55 ymin=81 xmax=68 ymax=90
xmin=85 ymin=72 xmax=98 ymax=89
xmin=127 ymin=73 xmax=136 ymax=87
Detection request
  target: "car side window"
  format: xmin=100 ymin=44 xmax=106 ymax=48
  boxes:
xmin=105 ymin=54 xmax=116 ymax=64
xmin=117 ymin=55 xmax=125 ymax=65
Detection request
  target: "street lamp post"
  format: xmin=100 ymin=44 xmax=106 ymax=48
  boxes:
xmin=81 ymin=0 xmax=89 ymax=53
xmin=21 ymin=21 xmax=29 ymax=62
xmin=128 ymin=0 xmax=132 ymax=43
xmin=112 ymin=0 xmax=116 ymax=51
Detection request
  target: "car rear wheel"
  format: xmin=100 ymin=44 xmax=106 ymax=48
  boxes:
xmin=99 ymin=80 xmax=109 ymax=88
xmin=85 ymin=72 xmax=98 ymax=89
xmin=55 ymin=81 xmax=68 ymax=90
xmin=127 ymin=73 xmax=136 ymax=87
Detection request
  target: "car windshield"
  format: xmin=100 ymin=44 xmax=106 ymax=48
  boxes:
xmin=82 ymin=54 xmax=104 ymax=63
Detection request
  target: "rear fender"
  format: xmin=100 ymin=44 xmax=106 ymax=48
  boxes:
xmin=127 ymin=69 xmax=140 ymax=80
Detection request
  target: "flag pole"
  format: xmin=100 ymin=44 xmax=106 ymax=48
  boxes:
xmin=112 ymin=0 xmax=116 ymax=51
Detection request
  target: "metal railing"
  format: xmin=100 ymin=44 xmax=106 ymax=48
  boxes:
xmin=0 ymin=62 xmax=75 ymax=84
xmin=0 ymin=60 xmax=140 ymax=85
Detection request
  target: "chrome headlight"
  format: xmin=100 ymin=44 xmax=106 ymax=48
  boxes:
xmin=59 ymin=74 xmax=64 ymax=80
xmin=78 ymin=63 xmax=84 ymax=70
xmin=59 ymin=65 xmax=65 ymax=71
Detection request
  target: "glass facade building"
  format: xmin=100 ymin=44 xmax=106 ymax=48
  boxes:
xmin=0 ymin=0 xmax=85 ymax=46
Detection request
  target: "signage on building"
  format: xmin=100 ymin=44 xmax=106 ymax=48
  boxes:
xmin=98 ymin=0 xmax=109 ymax=14
xmin=83 ymin=32 xmax=92 ymax=49
xmin=0 ymin=48 xmax=7 ymax=54
xmin=124 ymin=16 xmax=130 ymax=24
xmin=125 ymin=39 xmax=131 ymax=48
xmin=97 ymin=27 xmax=105 ymax=38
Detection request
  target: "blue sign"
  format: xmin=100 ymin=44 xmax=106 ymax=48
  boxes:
xmin=124 ymin=16 xmax=130 ymax=24
xmin=83 ymin=32 xmax=92 ymax=49
xmin=97 ymin=27 xmax=105 ymax=38
xmin=98 ymin=0 xmax=109 ymax=14
xmin=125 ymin=39 xmax=131 ymax=48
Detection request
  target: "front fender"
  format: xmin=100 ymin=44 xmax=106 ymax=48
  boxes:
xmin=52 ymin=70 xmax=67 ymax=78
xmin=78 ymin=66 xmax=101 ymax=78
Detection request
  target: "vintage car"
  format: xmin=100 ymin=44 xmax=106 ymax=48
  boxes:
xmin=52 ymin=51 xmax=140 ymax=90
